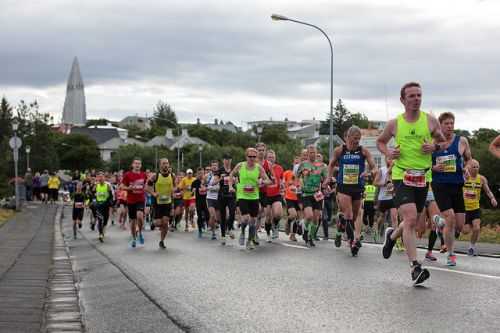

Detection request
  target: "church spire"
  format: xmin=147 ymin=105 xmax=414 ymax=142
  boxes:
xmin=62 ymin=57 xmax=86 ymax=126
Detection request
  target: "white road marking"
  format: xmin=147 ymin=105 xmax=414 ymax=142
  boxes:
xmin=280 ymin=242 xmax=309 ymax=250
xmin=426 ymin=266 xmax=500 ymax=280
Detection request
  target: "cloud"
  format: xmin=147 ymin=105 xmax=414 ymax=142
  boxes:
xmin=1 ymin=0 xmax=499 ymax=131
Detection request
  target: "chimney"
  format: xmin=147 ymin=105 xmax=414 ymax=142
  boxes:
xmin=165 ymin=128 xmax=173 ymax=139
xmin=181 ymin=128 xmax=188 ymax=137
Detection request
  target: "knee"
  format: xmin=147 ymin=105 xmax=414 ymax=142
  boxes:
xmin=404 ymin=217 xmax=417 ymax=229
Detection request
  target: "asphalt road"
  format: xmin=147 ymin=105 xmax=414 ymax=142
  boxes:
xmin=65 ymin=209 xmax=500 ymax=333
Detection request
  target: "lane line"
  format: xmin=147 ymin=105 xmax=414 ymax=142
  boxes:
xmin=426 ymin=266 xmax=500 ymax=280
xmin=280 ymin=242 xmax=309 ymax=250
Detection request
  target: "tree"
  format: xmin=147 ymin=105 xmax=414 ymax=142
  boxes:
xmin=86 ymin=118 xmax=110 ymax=127
xmin=0 ymin=97 xmax=13 ymax=197
xmin=350 ymin=112 xmax=369 ymax=129
xmin=320 ymin=99 xmax=351 ymax=137
xmin=152 ymin=100 xmax=178 ymax=128
xmin=261 ymin=125 xmax=289 ymax=145
xmin=56 ymin=134 xmax=102 ymax=171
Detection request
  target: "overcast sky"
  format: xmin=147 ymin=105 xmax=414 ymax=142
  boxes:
xmin=1 ymin=0 xmax=499 ymax=131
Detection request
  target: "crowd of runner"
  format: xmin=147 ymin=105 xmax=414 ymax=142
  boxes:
xmin=29 ymin=81 xmax=498 ymax=286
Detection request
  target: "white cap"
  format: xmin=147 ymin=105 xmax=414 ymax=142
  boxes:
xmin=187 ymin=169 xmax=193 ymax=174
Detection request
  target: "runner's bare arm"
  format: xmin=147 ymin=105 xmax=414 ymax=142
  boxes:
xmin=376 ymin=119 xmax=397 ymax=158
xmin=460 ymin=136 xmax=472 ymax=164
xmin=145 ymin=176 xmax=156 ymax=196
xmin=259 ymin=165 xmax=273 ymax=185
xmin=481 ymin=175 xmax=498 ymax=207
xmin=428 ymin=114 xmax=446 ymax=146
xmin=227 ymin=163 xmax=242 ymax=189
xmin=489 ymin=135 xmax=500 ymax=159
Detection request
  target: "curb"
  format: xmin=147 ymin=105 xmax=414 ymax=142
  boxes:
xmin=42 ymin=204 xmax=85 ymax=333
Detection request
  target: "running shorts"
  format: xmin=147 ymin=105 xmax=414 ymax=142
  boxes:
xmin=393 ymin=180 xmax=429 ymax=213
xmin=128 ymin=202 xmax=145 ymax=220
xmin=154 ymin=203 xmax=172 ymax=219
xmin=465 ymin=209 xmax=481 ymax=225
xmin=431 ymin=182 xmax=465 ymax=214
xmin=301 ymin=195 xmax=323 ymax=211
xmin=238 ymin=199 xmax=259 ymax=217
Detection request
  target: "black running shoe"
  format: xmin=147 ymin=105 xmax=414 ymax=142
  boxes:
xmin=78 ymin=223 xmax=82 ymax=229
xmin=308 ymin=239 xmax=316 ymax=247
xmin=303 ymin=230 xmax=309 ymax=244
xmin=334 ymin=233 xmax=342 ymax=248
xmin=411 ymin=263 xmax=430 ymax=285
xmin=382 ymin=227 xmax=396 ymax=259
xmin=351 ymin=240 xmax=361 ymax=257
xmin=90 ymin=223 xmax=95 ymax=231
xmin=159 ymin=241 xmax=166 ymax=249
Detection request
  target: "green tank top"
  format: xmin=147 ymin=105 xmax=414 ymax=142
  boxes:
xmin=393 ymin=111 xmax=432 ymax=181
xmin=155 ymin=173 xmax=173 ymax=204
xmin=95 ymin=183 xmax=109 ymax=203
xmin=364 ymin=184 xmax=376 ymax=202
xmin=237 ymin=162 xmax=259 ymax=200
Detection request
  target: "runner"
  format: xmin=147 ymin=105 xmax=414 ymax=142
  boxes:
xmin=283 ymin=168 xmax=301 ymax=241
xmin=263 ymin=150 xmax=284 ymax=243
xmin=420 ymin=187 xmax=446 ymax=261
xmin=328 ymin=126 xmax=378 ymax=256
xmin=229 ymin=148 xmax=272 ymax=250
xmin=71 ymin=182 xmax=85 ymax=240
xmin=362 ymin=176 xmax=377 ymax=237
xmin=373 ymin=157 xmax=398 ymax=240
xmin=298 ymin=145 xmax=328 ymax=248
xmin=321 ymin=177 xmax=336 ymax=241
xmin=462 ymin=159 xmax=497 ymax=255
xmin=47 ymin=172 xmax=61 ymax=204
xmin=218 ymin=154 xmax=237 ymax=242
xmin=179 ymin=169 xmax=196 ymax=231
xmin=146 ymin=158 xmax=174 ymax=249
xmin=255 ymin=142 xmax=268 ymax=245
xmin=172 ymin=175 xmax=185 ymax=231
xmin=40 ymin=170 xmax=49 ymax=203
xmin=192 ymin=167 xmax=209 ymax=238
xmin=116 ymin=178 xmax=128 ymax=229
xmin=121 ymin=158 xmax=148 ymax=248
xmin=431 ymin=112 xmax=471 ymax=266
xmin=376 ymin=81 xmax=445 ymax=284
xmin=94 ymin=171 xmax=113 ymax=242
xmin=206 ymin=161 xmax=221 ymax=241
xmin=489 ymin=135 xmax=500 ymax=158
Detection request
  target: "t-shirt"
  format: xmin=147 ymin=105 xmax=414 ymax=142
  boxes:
xmin=264 ymin=162 xmax=284 ymax=197
xmin=40 ymin=174 xmax=49 ymax=187
xmin=298 ymin=161 xmax=327 ymax=196
xmin=377 ymin=167 xmax=394 ymax=201
xmin=48 ymin=176 xmax=60 ymax=189
xmin=122 ymin=171 xmax=147 ymax=204
xmin=283 ymin=170 xmax=299 ymax=201
xmin=180 ymin=177 xmax=196 ymax=200
xmin=73 ymin=192 xmax=86 ymax=210
xmin=206 ymin=172 xmax=220 ymax=200
xmin=192 ymin=178 xmax=207 ymax=202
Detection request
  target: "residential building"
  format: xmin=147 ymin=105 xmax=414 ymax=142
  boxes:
xmin=146 ymin=128 xmax=207 ymax=150
xmin=119 ymin=115 xmax=152 ymax=130
xmin=200 ymin=118 xmax=240 ymax=133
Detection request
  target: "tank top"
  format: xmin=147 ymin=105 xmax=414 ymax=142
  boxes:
xmin=236 ymin=162 xmax=259 ymax=200
xmin=432 ymin=135 xmax=464 ymax=184
xmin=155 ymin=173 xmax=173 ymax=204
xmin=336 ymin=145 xmax=365 ymax=191
xmin=206 ymin=173 xmax=220 ymax=200
xmin=463 ymin=175 xmax=481 ymax=211
xmin=393 ymin=111 xmax=432 ymax=182
xmin=95 ymin=183 xmax=109 ymax=203
xmin=364 ymin=184 xmax=376 ymax=202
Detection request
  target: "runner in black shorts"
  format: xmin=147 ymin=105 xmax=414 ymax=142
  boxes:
xmin=72 ymin=182 xmax=86 ymax=240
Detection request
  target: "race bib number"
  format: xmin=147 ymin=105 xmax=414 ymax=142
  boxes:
xmin=314 ymin=191 xmax=324 ymax=202
xmin=186 ymin=185 xmax=191 ymax=191
xmin=74 ymin=202 xmax=84 ymax=208
xmin=224 ymin=177 xmax=230 ymax=185
xmin=97 ymin=192 xmax=107 ymax=201
xmin=342 ymin=164 xmax=359 ymax=185
xmin=403 ymin=170 xmax=426 ymax=188
xmin=464 ymin=189 xmax=476 ymax=200
xmin=436 ymin=155 xmax=457 ymax=173
xmin=158 ymin=195 xmax=171 ymax=204
xmin=243 ymin=185 xmax=256 ymax=193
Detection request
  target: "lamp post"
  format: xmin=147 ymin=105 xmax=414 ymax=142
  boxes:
xmin=10 ymin=119 xmax=21 ymax=211
xmin=26 ymin=145 xmax=31 ymax=171
xmin=198 ymin=145 xmax=203 ymax=168
xmin=257 ymin=126 xmax=263 ymax=143
xmin=271 ymin=13 xmax=334 ymax=160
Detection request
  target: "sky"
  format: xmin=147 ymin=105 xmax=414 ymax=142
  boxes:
xmin=1 ymin=0 xmax=499 ymax=131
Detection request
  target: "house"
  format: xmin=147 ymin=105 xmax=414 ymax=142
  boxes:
xmin=70 ymin=125 xmax=144 ymax=161
xmin=359 ymin=128 xmax=394 ymax=168
xmin=201 ymin=118 xmax=240 ymax=133
xmin=119 ymin=115 xmax=151 ymax=130
xmin=146 ymin=128 xmax=207 ymax=150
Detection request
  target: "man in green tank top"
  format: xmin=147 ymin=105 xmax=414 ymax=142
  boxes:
xmin=146 ymin=158 xmax=174 ymax=250
xmin=94 ymin=171 xmax=113 ymax=243
xmin=377 ymin=82 xmax=445 ymax=285
xmin=229 ymin=148 xmax=272 ymax=250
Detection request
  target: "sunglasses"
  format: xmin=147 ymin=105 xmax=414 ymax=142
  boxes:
xmin=247 ymin=155 xmax=257 ymax=158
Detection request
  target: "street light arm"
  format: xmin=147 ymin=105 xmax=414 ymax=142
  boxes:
xmin=285 ymin=18 xmax=334 ymax=54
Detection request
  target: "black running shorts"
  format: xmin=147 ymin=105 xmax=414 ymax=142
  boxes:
xmin=393 ymin=180 xmax=429 ymax=213
xmin=431 ymin=182 xmax=465 ymax=214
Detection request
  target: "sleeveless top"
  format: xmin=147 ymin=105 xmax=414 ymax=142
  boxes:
xmin=155 ymin=173 xmax=173 ymax=204
xmin=236 ymin=162 xmax=260 ymax=200
xmin=336 ymin=144 xmax=365 ymax=192
xmin=463 ymin=175 xmax=481 ymax=211
xmin=432 ymin=135 xmax=464 ymax=184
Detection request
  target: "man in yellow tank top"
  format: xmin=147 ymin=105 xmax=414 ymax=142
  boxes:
xmin=376 ymin=82 xmax=446 ymax=285
xmin=462 ymin=159 xmax=497 ymax=256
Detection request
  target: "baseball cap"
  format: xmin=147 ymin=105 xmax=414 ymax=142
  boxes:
xmin=187 ymin=169 xmax=193 ymax=174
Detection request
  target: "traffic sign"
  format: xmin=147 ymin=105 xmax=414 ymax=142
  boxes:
xmin=9 ymin=136 xmax=22 ymax=150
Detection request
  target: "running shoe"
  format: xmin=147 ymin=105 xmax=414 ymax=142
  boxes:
xmin=247 ymin=238 xmax=255 ymax=250
xmin=272 ymin=228 xmax=279 ymax=239
xmin=447 ymin=254 xmax=457 ymax=266
xmin=239 ymin=232 xmax=245 ymax=246
xmin=411 ymin=263 xmax=430 ymax=285
xmin=253 ymin=234 xmax=260 ymax=246
xmin=467 ymin=247 xmax=474 ymax=256
xmin=78 ymin=223 xmax=82 ymax=229
xmin=308 ymin=239 xmax=316 ymax=247
xmin=228 ymin=230 xmax=235 ymax=239
xmin=440 ymin=245 xmax=447 ymax=253
xmin=425 ymin=251 xmax=437 ymax=261
xmin=99 ymin=234 xmax=104 ymax=243
xmin=221 ymin=236 xmax=226 ymax=246
xmin=382 ymin=227 xmax=396 ymax=259
xmin=334 ymin=232 xmax=342 ymax=248
xmin=266 ymin=234 xmax=272 ymax=243
xmin=289 ymin=234 xmax=297 ymax=242
xmin=198 ymin=230 xmax=203 ymax=238
xmin=211 ymin=232 xmax=217 ymax=240
xmin=90 ymin=223 xmax=95 ymax=231
xmin=130 ymin=239 xmax=136 ymax=248
xmin=159 ymin=240 xmax=166 ymax=249
xmin=139 ymin=233 xmax=145 ymax=245
xmin=351 ymin=240 xmax=361 ymax=257
xmin=473 ymin=248 xmax=478 ymax=257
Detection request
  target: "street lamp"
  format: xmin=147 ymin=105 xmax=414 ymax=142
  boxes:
xmin=271 ymin=13 xmax=334 ymax=160
xmin=198 ymin=145 xmax=203 ymax=168
xmin=10 ymin=119 xmax=21 ymax=211
xmin=26 ymin=145 xmax=31 ymax=171
xmin=257 ymin=126 xmax=263 ymax=143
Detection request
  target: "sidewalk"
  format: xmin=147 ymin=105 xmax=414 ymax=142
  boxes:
xmin=0 ymin=203 xmax=56 ymax=332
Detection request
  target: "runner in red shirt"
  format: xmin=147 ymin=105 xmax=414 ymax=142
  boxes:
xmin=263 ymin=150 xmax=284 ymax=242
xmin=121 ymin=158 xmax=148 ymax=248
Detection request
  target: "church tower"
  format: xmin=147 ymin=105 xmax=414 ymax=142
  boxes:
xmin=62 ymin=57 xmax=86 ymax=126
